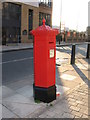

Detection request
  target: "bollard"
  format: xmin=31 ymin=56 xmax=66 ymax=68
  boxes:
xmin=71 ymin=44 xmax=76 ymax=64
xmin=86 ymin=44 xmax=90 ymax=59
xmin=59 ymin=39 xmax=60 ymax=45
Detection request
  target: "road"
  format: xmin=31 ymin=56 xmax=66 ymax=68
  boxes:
xmin=1 ymin=43 xmax=89 ymax=119
xmin=2 ymin=49 xmax=34 ymax=85
xmin=2 ymin=44 xmax=88 ymax=86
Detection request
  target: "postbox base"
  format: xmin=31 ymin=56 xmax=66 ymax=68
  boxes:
xmin=33 ymin=84 xmax=56 ymax=103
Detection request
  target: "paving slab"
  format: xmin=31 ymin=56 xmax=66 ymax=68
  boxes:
xmin=2 ymin=86 xmax=16 ymax=99
xmin=0 ymin=100 xmax=2 ymax=104
xmin=0 ymin=104 xmax=2 ymax=119
xmin=60 ymin=74 xmax=77 ymax=81
xmin=71 ymin=110 xmax=82 ymax=118
xmin=38 ymin=110 xmax=57 ymax=118
xmin=76 ymin=58 xmax=88 ymax=64
xmin=76 ymin=53 xmax=86 ymax=58
xmin=36 ymin=83 xmax=88 ymax=118
xmin=0 ymin=86 xmax=2 ymax=100
xmin=6 ymin=76 xmax=33 ymax=90
xmin=3 ymin=93 xmax=33 ymax=104
xmin=56 ymin=77 xmax=82 ymax=89
xmin=16 ymin=85 xmax=33 ymax=99
xmin=57 ymin=64 xmax=75 ymax=73
xmin=75 ymin=63 xmax=88 ymax=70
xmin=56 ymin=50 xmax=71 ymax=59
xmin=2 ymin=105 xmax=18 ymax=118
xmin=80 ymin=69 xmax=88 ymax=79
xmin=56 ymin=58 xmax=69 ymax=64
xmin=3 ymin=101 xmax=43 ymax=118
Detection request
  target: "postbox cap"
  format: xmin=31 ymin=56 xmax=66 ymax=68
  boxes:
xmin=30 ymin=18 xmax=59 ymax=36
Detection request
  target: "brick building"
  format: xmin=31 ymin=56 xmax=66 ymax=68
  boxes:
xmin=1 ymin=0 xmax=53 ymax=44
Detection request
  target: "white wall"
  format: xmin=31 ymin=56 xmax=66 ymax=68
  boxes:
xmin=88 ymin=1 xmax=90 ymax=26
xmin=1 ymin=0 xmax=39 ymax=7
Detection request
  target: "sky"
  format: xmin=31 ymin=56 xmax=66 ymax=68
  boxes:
xmin=5 ymin=0 xmax=89 ymax=32
xmin=52 ymin=0 xmax=90 ymax=32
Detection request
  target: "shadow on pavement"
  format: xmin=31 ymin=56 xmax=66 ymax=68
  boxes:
xmin=56 ymin=66 xmax=62 ymax=85
xmin=72 ymin=64 xmax=89 ymax=86
xmin=83 ymin=58 xmax=90 ymax=64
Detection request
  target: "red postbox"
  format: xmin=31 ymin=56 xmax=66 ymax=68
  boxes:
xmin=30 ymin=19 xmax=59 ymax=103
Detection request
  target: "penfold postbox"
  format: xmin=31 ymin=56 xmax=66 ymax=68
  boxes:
xmin=30 ymin=19 xmax=59 ymax=103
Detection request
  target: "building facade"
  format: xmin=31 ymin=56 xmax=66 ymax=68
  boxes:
xmin=87 ymin=26 xmax=90 ymax=41
xmin=1 ymin=0 xmax=53 ymax=44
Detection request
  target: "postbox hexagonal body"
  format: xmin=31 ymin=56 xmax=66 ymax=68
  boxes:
xmin=31 ymin=19 xmax=59 ymax=103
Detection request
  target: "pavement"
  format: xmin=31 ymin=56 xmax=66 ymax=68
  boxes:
xmin=1 ymin=41 xmax=89 ymax=52
xmin=1 ymin=43 xmax=33 ymax=52
xmin=0 ymin=43 xmax=89 ymax=119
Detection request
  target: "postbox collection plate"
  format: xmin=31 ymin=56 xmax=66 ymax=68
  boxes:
xmin=50 ymin=49 xmax=54 ymax=58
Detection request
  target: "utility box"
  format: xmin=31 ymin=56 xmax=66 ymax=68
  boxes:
xmin=30 ymin=19 xmax=59 ymax=103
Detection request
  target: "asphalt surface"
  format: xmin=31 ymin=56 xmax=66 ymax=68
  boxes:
xmin=2 ymin=49 xmax=34 ymax=85
xmin=2 ymin=44 xmax=88 ymax=86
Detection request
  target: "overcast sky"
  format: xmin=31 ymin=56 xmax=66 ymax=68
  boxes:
xmin=52 ymin=0 xmax=90 ymax=32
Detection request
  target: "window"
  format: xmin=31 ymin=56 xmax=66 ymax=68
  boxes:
xmin=39 ymin=0 xmax=52 ymax=7
xmin=28 ymin=9 xmax=33 ymax=39
xmin=29 ymin=10 xmax=33 ymax=31
xmin=39 ymin=12 xmax=51 ymax=26
xmin=2 ymin=2 xmax=21 ymax=43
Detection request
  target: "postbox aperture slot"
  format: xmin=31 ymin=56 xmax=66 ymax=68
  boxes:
xmin=49 ymin=42 xmax=54 ymax=44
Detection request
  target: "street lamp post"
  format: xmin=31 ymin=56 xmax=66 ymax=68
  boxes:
xmin=60 ymin=0 xmax=62 ymax=33
xmin=59 ymin=0 xmax=62 ymax=44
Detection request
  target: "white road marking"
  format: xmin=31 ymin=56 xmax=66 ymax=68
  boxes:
xmin=0 ymin=57 xmax=33 ymax=64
